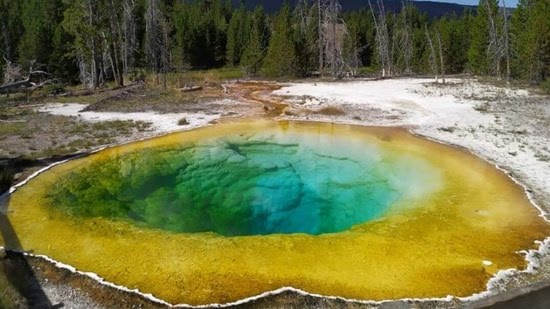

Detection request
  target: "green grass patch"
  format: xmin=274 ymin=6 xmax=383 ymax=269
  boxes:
xmin=541 ymin=79 xmax=550 ymax=94
xmin=357 ymin=66 xmax=380 ymax=76
xmin=0 ymin=122 xmax=25 ymax=137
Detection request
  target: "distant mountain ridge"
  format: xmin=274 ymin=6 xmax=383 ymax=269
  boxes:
xmin=232 ymin=0 xmax=477 ymax=18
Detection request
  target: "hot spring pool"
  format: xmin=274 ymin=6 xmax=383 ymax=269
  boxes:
xmin=2 ymin=120 xmax=549 ymax=305
xmin=47 ymin=123 xmax=441 ymax=236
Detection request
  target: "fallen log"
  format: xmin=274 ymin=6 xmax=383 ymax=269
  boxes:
xmin=0 ymin=71 xmax=54 ymax=95
xmin=0 ymin=79 xmax=33 ymax=94
xmin=176 ymin=85 xmax=203 ymax=93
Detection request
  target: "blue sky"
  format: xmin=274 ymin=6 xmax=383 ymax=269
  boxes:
xmin=416 ymin=0 xmax=519 ymax=7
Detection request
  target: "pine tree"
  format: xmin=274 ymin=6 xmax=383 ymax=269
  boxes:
xmin=0 ymin=0 xmax=24 ymax=62
xmin=447 ymin=11 xmax=473 ymax=74
xmin=1 ymin=0 xmax=548 ymax=85
xmin=173 ymin=0 xmax=229 ymax=69
xmin=63 ymin=0 xmax=103 ymax=88
xmin=241 ymin=7 xmax=268 ymax=76
xmin=226 ymin=4 xmax=250 ymax=67
xmin=263 ymin=4 xmax=297 ymax=78
xmin=432 ymin=13 xmax=470 ymax=75
xmin=293 ymin=0 xmax=318 ymax=76
xmin=18 ymin=0 xmax=48 ymax=69
xmin=172 ymin=1 xmax=194 ymax=69
xmin=511 ymin=0 xmax=550 ymax=83
xmin=145 ymin=0 xmax=170 ymax=75
xmin=468 ymin=0 xmax=500 ymax=75
xmin=49 ymin=23 xmax=79 ymax=82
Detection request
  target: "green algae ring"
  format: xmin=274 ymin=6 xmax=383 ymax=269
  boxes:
xmin=2 ymin=120 xmax=549 ymax=306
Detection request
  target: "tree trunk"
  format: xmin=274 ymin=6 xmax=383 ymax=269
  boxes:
xmin=369 ymin=0 xmax=391 ymax=78
xmin=0 ymin=79 xmax=32 ymax=94
xmin=502 ymin=0 xmax=511 ymax=84
xmin=485 ymin=0 xmax=500 ymax=78
xmin=436 ymin=30 xmax=446 ymax=84
xmin=318 ymin=0 xmax=324 ymax=76
xmin=88 ymin=0 xmax=100 ymax=89
xmin=425 ymin=25 xmax=438 ymax=82
xmin=107 ymin=0 xmax=124 ymax=87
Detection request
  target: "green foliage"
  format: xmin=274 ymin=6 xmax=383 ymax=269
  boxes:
xmin=62 ymin=0 xmax=102 ymax=83
xmin=345 ymin=9 xmax=375 ymax=69
xmin=0 ymin=0 xmax=24 ymax=61
xmin=226 ymin=4 xmax=250 ymax=66
xmin=43 ymin=82 xmax=66 ymax=95
xmin=468 ymin=0 xmax=500 ymax=75
xmin=128 ymin=68 xmax=147 ymax=83
xmin=49 ymin=23 xmax=79 ymax=82
xmin=292 ymin=0 xmax=319 ymax=76
xmin=172 ymin=0 xmax=230 ymax=70
xmin=434 ymin=12 xmax=471 ymax=74
xmin=511 ymin=0 xmax=550 ymax=83
xmin=262 ymin=4 xmax=297 ymax=78
xmin=0 ymin=0 xmax=548 ymax=85
xmin=240 ymin=7 xmax=268 ymax=76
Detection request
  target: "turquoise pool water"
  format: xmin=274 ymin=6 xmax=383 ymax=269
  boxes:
xmin=48 ymin=130 xmax=442 ymax=236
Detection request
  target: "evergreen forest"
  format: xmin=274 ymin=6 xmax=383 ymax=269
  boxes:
xmin=0 ymin=0 xmax=549 ymax=89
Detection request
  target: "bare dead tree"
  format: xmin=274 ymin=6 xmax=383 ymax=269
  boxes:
xmin=296 ymin=0 xmax=309 ymax=35
xmin=0 ymin=71 xmax=53 ymax=95
xmin=368 ymin=0 xmax=382 ymax=74
xmin=501 ymin=0 xmax=511 ymax=83
xmin=435 ymin=29 xmax=446 ymax=84
xmin=64 ymin=0 xmax=104 ymax=89
xmin=424 ymin=24 xmax=438 ymax=82
xmin=87 ymin=0 xmax=102 ymax=89
xmin=121 ymin=0 xmax=137 ymax=75
xmin=104 ymin=0 xmax=124 ymax=87
xmin=161 ymin=16 xmax=172 ymax=78
xmin=0 ymin=59 xmax=54 ymax=95
xmin=323 ymin=0 xmax=342 ymax=77
xmin=318 ymin=0 xmax=355 ymax=78
xmin=485 ymin=0 xmax=503 ymax=78
xmin=145 ymin=0 xmax=160 ymax=73
xmin=368 ymin=0 xmax=392 ymax=77
xmin=484 ymin=0 xmax=511 ymax=81
xmin=399 ymin=0 xmax=413 ymax=75
xmin=318 ymin=0 xmax=324 ymax=76
xmin=145 ymin=0 xmax=170 ymax=87
xmin=2 ymin=56 xmax=23 ymax=84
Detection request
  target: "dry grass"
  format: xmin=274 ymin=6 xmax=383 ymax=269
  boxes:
xmin=0 ymin=105 xmax=152 ymax=159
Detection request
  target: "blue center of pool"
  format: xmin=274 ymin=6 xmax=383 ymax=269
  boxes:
xmin=48 ymin=131 xmax=440 ymax=236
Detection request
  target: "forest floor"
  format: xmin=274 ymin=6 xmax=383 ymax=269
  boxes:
xmin=1 ymin=76 xmax=550 ymax=308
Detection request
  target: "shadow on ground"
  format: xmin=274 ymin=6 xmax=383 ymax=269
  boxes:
xmin=1 ymin=172 xmax=63 ymax=308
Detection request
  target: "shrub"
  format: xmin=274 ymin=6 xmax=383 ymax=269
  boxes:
xmin=128 ymin=68 xmax=147 ymax=83
xmin=178 ymin=118 xmax=189 ymax=126
xmin=541 ymin=79 xmax=550 ymax=94
xmin=44 ymin=83 xmax=66 ymax=95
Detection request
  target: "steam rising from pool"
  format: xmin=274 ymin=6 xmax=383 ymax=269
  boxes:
xmin=48 ymin=131 xmax=441 ymax=236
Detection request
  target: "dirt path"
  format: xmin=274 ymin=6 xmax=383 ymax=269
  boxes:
xmin=224 ymin=81 xmax=287 ymax=117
